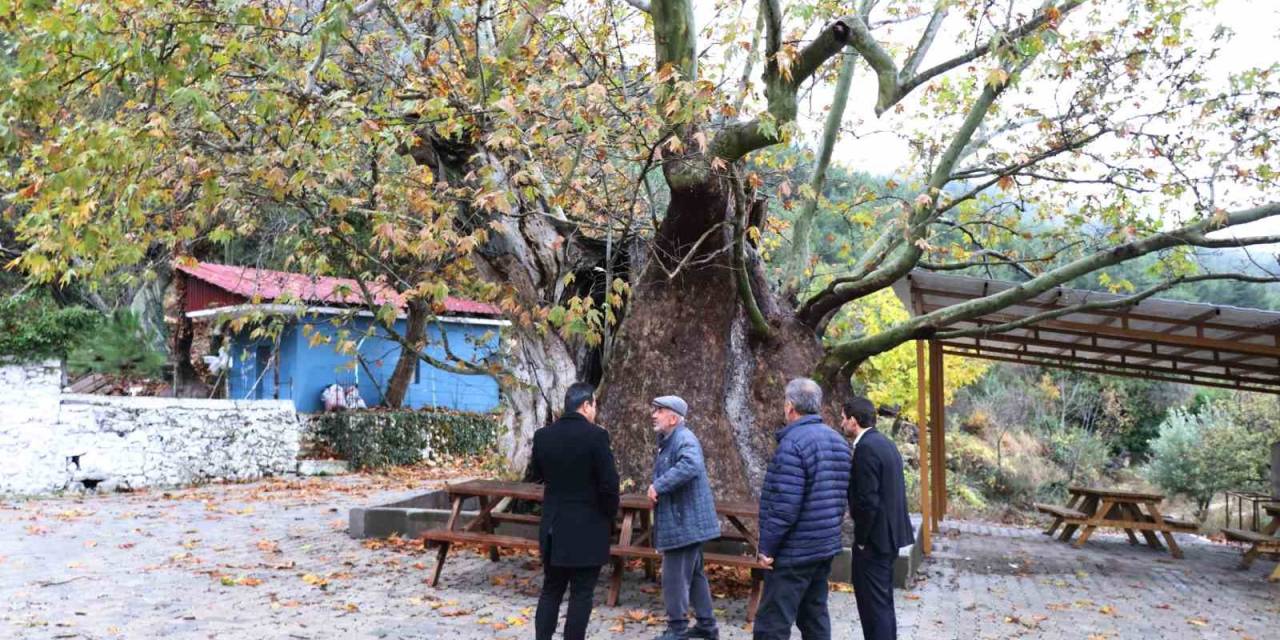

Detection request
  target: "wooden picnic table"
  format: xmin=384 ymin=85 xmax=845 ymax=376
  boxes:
xmin=1035 ymin=486 xmax=1198 ymax=558
xmin=421 ymin=479 xmax=770 ymax=620
xmin=1222 ymin=502 xmax=1280 ymax=582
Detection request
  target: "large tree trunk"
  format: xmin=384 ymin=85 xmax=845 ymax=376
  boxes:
xmin=384 ymin=299 xmax=428 ymax=408
xmin=596 ymin=181 xmax=825 ymax=502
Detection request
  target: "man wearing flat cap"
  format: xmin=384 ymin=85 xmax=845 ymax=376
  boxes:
xmin=648 ymin=395 xmax=721 ymax=640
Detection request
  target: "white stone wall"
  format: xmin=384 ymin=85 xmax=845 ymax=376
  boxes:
xmin=0 ymin=361 xmax=301 ymax=495
xmin=0 ymin=360 xmax=67 ymax=495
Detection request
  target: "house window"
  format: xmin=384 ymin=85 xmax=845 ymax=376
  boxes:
xmin=414 ymin=357 xmax=421 ymax=384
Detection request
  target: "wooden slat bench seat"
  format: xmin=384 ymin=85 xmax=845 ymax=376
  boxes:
xmin=1222 ymin=528 xmax=1280 ymax=546
xmin=423 ymin=480 xmax=772 ymax=619
xmin=488 ymin=512 xmax=541 ymax=526
xmin=422 ymin=529 xmax=539 ymax=550
xmin=611 ymin=545 xmax=769 ymax=620
xmin=1222 ymin=526 xmax=1280 ymax=582
xmin=611 ymin=545 xmax=771 ymax=570
xmin=1035 ymin=503 xmax=1087 ymax=520
xmin=1157 ymin=516 xmax=1199 ymax=532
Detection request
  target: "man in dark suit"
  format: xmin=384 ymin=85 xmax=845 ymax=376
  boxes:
xmin=529 ymin=382 xmax=620 ymax=640
xmin=842 ymin=398 xmax=913 ymax=640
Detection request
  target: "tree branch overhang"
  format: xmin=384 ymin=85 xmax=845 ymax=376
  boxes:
xmin=887 ymin=270 xmax=1280 ymax=395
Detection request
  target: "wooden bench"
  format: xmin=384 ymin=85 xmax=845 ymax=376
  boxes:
xmin=610 ymin=545 xmax=769 ymax=621
xmin=1223 ymin=527 xmax=1280 ymax=582
xmin=1037 ymin=489 xmax=1196 ymax=558
xmin=1035 ymin=503 xmax=1087 ymax=520
xmin=1158 ymin=516 xmax=1200 ymax=532
xmin=422 ymin=529 xmax=770 ymax=621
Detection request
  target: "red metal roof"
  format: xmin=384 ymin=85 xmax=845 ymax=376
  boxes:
xmin=176 ymin=261 xmax=502 ymax=317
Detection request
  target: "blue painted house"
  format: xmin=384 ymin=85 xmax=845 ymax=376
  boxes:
xmin=178 ymin=262 xmax=506 ymax=413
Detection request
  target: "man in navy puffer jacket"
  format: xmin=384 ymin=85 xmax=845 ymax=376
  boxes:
xmin=754 ymin=378 xmax=852 ymax=640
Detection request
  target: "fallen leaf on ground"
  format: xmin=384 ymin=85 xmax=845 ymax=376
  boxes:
xmin=1187 ymin=617 xmax=1208 ymax=627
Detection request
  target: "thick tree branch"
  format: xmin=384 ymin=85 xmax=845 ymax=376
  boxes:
xmin=729 ymin=169 xmax=772 ymax=338
xmin=709 ymin=16 xmax=854 ymax=162
xmin=798 ymin=56 xmax=1018 ymax=328
xmin=934 ymin=273 xmax=1280 ymax=341
xmin=851 ymin=0 xmax=1085 ymax=115
xmin=784 ymin=46 xmax=856 ymax=295
xmin=651 ymin=0 xmax=697 ymax=81
xmin=901 ymin=5 xmax=949 ymax=80
xmin=817 ymin=201 xmax=1280 ymax=375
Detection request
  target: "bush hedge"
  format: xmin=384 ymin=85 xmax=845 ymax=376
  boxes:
xmin=0 ymin=292 xmax=100 ymax=360
xmin=309 ymin=408 xmax=501 ymax=470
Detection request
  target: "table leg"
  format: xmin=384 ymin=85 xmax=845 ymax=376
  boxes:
xmin=1122 ymin=502 xmax=1162 ymax=549
xmin=482 ymin=497 xmax=500 ymax=561
xmin=428 ymin=496 xmax=465 ymax=587
xmin=747 ymin=568 xmax=764 ymax=623
xmin=609 ymin=510 xmax=636 ymax=607
xmin=445 ymin=495 xmax=463 ymax=530
xmin=1073 ymin=499 xmax=1113 ymax=549
xmin=1117 ymin=503 xmax=1141 ymax=545
xmin=639 ymin=510 xmax=656 ymax=581
xmin=1060 ymin=495 xmax=1098 ymax=542
xmin=727 ymin=515 xmax=760 ymax=554
xmin=1144 ymin=502 xmax=1182 ymax=559
xmin=1268 ymin=560 xmax=1280 ymax=583
xmin=430 ymin=542 xmax=451 ymax=587
xmin=1048 ymin=492 xmax=1083 ymax=536
xmin=1044 ymin=517 xmax=1063 ymax=536
xmin=1240 ymin=544 xmax=1261 ymax=569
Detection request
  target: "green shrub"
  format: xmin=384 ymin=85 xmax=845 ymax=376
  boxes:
xmin=948 ymin=431 xmax=998 ymax=476
xmin=67 ymin=308 xmax=166 ymax=377
xmin=0 ymin=292 xmax=100 ymax=360
xmin=1146 ymin=405 xmax=1268 ymax=518
xmin=1047 ymin=427 xmax=1110 ymax=487
xmin=310 ymin=408 xmax=501 ymax=470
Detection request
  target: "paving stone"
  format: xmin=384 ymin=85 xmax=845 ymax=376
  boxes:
xmin=2 ymin=480 xmax=1277 ymax=639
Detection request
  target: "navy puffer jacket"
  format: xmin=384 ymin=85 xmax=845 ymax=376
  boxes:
xmin=758 ymin=414 xmax=852 ymax=566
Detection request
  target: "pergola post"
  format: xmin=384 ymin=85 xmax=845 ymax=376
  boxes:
xmin=915 ymin=340 xmax=932 ymax=555
xmin=928 ymin=339 xmax=946 ymax=527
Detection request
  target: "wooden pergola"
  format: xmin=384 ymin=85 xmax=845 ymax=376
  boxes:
xmin=894 ymin=271 xmax=1280 ymax=555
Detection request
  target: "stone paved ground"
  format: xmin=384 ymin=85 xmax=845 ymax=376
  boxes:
xmin=2 ymin=473 xmax=1277 ymax=639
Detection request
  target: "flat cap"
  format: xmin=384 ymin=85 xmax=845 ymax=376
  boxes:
xmin=651 ymin=395 xmax=688 ymax=417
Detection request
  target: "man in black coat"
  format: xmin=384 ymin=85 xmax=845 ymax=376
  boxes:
xmin=842 ymin=398 xmax=913 ymax=640
xmin=529 ymin=382 xmax=620 ymax=640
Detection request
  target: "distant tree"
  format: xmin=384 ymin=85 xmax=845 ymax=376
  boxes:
xmin=67 ymin=309 xmax=166 ymax=378
xmin=1147 ymin=405 xmax=1269 ymax=519
xmin=0 ymin=291 xmax=99 ymax=361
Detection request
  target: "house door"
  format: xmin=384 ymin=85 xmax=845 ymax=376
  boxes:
xmin=255 ymin=344 xmax=272 ymax=400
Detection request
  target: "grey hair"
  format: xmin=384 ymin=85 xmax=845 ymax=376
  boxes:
xmin=784 ymin=378 xmax=823 ymax=415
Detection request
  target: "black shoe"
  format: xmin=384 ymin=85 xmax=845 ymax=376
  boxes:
xmin=653 ymin=628 xmax=689 ymax=640
xmin=687 ymin=625 xmax=719 ymax=640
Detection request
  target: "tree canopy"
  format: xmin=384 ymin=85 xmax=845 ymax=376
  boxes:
xmin=4 ymin=0 xmax=1279 ymax=488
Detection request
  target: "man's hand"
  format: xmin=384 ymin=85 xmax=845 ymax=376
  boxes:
xmin=757 ymin=554 xmax=773 ymax=567
xmin=647 ymin=484 xmax=658 ymax=503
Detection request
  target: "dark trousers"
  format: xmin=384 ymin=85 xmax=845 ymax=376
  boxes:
xmin=851 ymin=545 xmax=897 ymax=640
xmin=662 ymin=542 xmax=717 ymax=632
xmin=535 ymin=563 xmax=601 ymax=640
xmin=752 ymin=557 xmax=833 ymax=640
